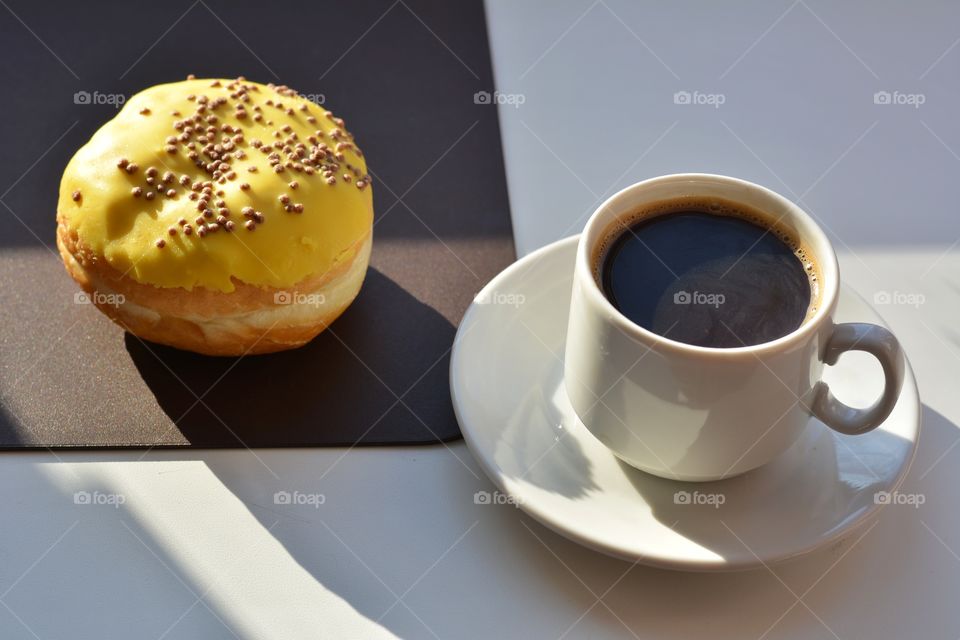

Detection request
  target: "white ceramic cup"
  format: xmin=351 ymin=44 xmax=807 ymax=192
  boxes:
xmin=563 ymin=174 xmax=905 ymax=481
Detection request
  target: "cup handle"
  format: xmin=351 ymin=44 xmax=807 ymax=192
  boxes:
xmin=812 ymin=323 xmax=905 ymax=435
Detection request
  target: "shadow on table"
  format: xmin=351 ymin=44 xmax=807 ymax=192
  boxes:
xmin=181 ymin=404 xmax=960 ymax=637
xmin=0 ymin=404 xmax=954 ymax=638
xmin=0 ymin=458 xmax=245 ymax=638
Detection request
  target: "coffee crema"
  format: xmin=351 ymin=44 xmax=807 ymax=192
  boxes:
xmin=594 ymin=196 xmax=821 ymax=348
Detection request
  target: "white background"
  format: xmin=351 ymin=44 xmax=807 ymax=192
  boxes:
xmin=2 ymin=1 xmax=959 ymax=638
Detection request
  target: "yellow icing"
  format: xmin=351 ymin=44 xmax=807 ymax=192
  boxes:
xmin=58 ymin=78 xmax=373 ymax=292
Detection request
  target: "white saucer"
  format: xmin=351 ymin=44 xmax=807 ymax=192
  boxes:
xmin=450 ymin=235 xmax=920 ymax=571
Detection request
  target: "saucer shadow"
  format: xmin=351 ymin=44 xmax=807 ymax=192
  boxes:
xmin=494 ymin=369 xmax=600 ymax=499
xmin=125 ymin=267 xmax=459 ymax=446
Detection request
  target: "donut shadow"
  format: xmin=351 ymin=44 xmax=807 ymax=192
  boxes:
xmin=124 ymin=267 xmax=459 ymax=446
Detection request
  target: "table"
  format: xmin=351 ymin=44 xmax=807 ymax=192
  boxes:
xmin=2 ymin=1 xmax=958 ymax=638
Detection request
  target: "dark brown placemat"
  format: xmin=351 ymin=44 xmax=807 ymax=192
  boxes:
xmin=0 ymin=0 xmax=514 ymax=447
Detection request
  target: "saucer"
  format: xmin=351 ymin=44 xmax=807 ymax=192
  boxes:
xmin=450 ymin=235 xmax=920 ymax=571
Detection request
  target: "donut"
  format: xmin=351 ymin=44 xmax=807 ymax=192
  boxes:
xmin=57 ymin=76 xmax=373 ymax=356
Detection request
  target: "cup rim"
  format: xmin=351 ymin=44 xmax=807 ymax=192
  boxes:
xmin=576 ymin=173 xmax=840 ymax=358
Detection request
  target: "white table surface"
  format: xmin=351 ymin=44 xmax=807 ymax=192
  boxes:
xmin=3 ymin=1 xmax=960 ymax=638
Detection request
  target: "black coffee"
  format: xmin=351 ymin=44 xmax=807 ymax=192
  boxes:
xmin=598 ymin=199 xmax=817 ymax=348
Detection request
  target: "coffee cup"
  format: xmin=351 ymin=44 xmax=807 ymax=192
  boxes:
xmin=563 ymin=174 xmax=905 ymax=481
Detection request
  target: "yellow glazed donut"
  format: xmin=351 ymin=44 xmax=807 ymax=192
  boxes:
xmin=57 ymin=76 xmax=373 ymax=355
